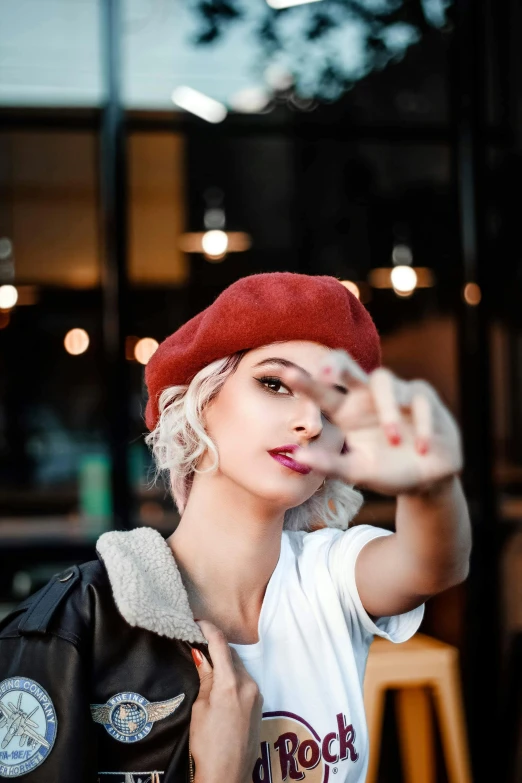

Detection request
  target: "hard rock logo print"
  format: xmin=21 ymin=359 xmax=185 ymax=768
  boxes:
xmin=97 ymin=774 xmax=163 ymax=782
xmin=253 ymin=711 xmax=359 ymax=783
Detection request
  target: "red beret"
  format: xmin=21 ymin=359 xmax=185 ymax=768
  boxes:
xmin=144 ymin=272 xmax=381 ymax=430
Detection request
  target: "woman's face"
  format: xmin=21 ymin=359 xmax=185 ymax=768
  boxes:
xmin=197 ymin=341 xmax=346 ymax=509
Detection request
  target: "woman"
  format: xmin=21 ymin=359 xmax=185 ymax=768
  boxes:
xmin=0 ymin=272 xmax=471 ymax=783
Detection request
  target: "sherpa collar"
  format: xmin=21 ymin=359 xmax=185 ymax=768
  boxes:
xmin=96 ymin=527 xmax=207 ymax=644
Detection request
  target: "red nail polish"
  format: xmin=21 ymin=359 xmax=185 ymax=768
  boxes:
xmin=416 ymin=437 xmax=429 ymax=455
xmin=192 ymin=648 xmax=204 ymax=667
xmin=384 ymin=424 xmax=401 ymax=445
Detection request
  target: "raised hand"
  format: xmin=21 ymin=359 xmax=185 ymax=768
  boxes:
xmin=278 ymin=350 xmax=463 ymax=497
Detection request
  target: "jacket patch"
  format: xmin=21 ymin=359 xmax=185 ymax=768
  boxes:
xmin=91 ymin=692 xmax=185 ymax=743
xmin=98 ymin=773 xmax=163 ymax=782
xmin=0 ymin=677 xmax=57 ymax=778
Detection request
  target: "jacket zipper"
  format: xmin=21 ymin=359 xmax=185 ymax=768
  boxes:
xmin=189 ymin=736 xmax=195 ymax=783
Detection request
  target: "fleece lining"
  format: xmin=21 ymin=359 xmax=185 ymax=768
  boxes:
xmin=96 ymin=527 xmax=207 ymax=644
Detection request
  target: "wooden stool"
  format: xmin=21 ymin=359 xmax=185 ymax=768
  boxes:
xmin=500 ymin=530 xmax=522 ymax=782
xmin=364 ymin=633 xmax=472 ymax=783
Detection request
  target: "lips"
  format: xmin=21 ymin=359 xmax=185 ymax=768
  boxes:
xmin=268 ymin=445 xmax=311 ymax=475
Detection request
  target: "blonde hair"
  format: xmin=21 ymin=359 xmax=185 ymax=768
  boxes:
xmin=144 ymin=351 xmax=363 ymax=531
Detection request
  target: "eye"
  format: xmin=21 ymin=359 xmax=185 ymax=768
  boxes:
xmin=256 ymin=376 xmax=291 ymax=395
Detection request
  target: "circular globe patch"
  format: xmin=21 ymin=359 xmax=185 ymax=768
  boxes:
xmin=0 ymin=677 xmax=57 ymax=778
xmin=110 ymin=702 xmax=148 ymax=736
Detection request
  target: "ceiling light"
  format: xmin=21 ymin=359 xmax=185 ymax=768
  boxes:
xmin=0 ymin=285 xmax=18 ymax=310
xmin=171 ymin=86 xmax=227 ymax=123
xmin=391 ymin=265 xmax=418 ymax=293
xmin=202 ymin=230 xmax=229 ymax=259
xmin=179 ymin=231 xmax=252 ymax=259
xmin=368 ymin=267 xmax=434 ymax=289
xmin=266 ymin=0 xmax=323 ymax=8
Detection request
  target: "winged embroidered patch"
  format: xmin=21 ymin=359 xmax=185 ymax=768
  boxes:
xmin=90 ymin=692 xmax=185 ymax=743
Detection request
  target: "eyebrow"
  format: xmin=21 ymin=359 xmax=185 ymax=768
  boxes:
xmin=252 ymin=357 xmax=308 ymax=374
xmin=252 ymin=357 xmax=348 ymax=393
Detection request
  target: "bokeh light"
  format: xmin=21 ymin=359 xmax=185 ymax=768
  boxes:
xmin=171 ymin=86 xmax=227 ymax=123
xmin=0 ymin=238 xmax=13 ymax=260
xmin=463 ymin=282 xmax=481 ymax=306
xmin=391 ymin=265 xmax=418 ymax=294
xmin=392 ymin=244 xmax=413 ymax=265
xmin=340 ymin=280 xmax=360 ymax=299
xmin=0 ymin=285 xmax=18 ymax=310
xmin=134 ymin=337 xmax=159 ymax=365
xmin=202 ymin=230 xmax=229 ymax=260
xmin=64 ymin=328 xmax=89 ymax=355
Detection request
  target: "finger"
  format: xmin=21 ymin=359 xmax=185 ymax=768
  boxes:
xmin=411 ymin=391 xmax=433 ymax=455
xmin=277 ymin=365 xmax=347 ymax=422
xmin=368 ymin=369 xmax=404 ymax=446
xmin=195 ymin=620 xmax=237 ymax=689
xmin=293 ymin=446 xmax=354 ymax=482
xmin=191 ymin=645 xmax=214 ymax=700
xmin=321 ymin=349 xmax=369 ymax=391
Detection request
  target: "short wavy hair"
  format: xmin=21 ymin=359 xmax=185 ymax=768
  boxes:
xmin=144 ymin=350 xmax=363 ymax=532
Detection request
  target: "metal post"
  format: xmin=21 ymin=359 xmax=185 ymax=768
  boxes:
xmin=451 ymin=1 xmax=500 ymax=779
xmin=99 ymin=0 xmax=131 ymax=529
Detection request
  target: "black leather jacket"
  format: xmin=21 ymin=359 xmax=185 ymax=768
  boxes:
xmin=0 ymin=527 xmax=210 ymax=783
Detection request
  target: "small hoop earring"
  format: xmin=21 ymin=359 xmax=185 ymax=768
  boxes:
xmin=320 ymin=478 xmax=326 ymax=490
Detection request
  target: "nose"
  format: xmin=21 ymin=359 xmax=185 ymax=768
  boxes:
xmin=290 ymin=394 xmax=324 ymax=441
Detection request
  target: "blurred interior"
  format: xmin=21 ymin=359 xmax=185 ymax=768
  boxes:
xmin=1 ymin=0 xmax=521 ymax=780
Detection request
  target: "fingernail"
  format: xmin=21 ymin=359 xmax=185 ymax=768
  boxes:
xmin=416 ymin=436 xmax=429 ymax=455
xmin=191 ymin=648 xmax=204 ymax=667
xmin=384 ymin=423 xmax=402 ymax=446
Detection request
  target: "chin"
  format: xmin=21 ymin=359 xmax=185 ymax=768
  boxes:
xmin=226 ymin=458 xmax=315 ymax=505
xmin=260 ymin=480 xmax=313 ymax=508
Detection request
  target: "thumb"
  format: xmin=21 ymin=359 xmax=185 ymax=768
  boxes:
xmin=191 ymin=646 xmax=213 ymax=700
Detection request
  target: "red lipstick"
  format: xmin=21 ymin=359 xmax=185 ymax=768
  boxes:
xmin=268 ymin=444 xmax=311 ymax=475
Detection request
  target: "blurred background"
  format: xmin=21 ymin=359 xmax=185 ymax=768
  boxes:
xmin=0 ymin=0 xmax=521 ymax=780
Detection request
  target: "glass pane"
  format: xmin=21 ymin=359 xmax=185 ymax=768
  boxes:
xmin=0 ymin=130 xmax=106 ymax=602
xmin=0 ymin=0 xmax=103 ymax=107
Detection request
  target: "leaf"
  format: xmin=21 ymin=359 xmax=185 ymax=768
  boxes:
xmin=307 ymin=13 xmax=335 ymax=41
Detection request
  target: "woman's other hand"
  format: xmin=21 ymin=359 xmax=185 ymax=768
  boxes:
xmin=190 ymin=619 xmax=263 ymax=783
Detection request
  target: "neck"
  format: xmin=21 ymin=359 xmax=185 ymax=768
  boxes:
xmin=167 ymin=471 xmax=284 ymax=625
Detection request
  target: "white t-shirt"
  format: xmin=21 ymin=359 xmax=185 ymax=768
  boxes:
xmin=228 ymin=524 xmax=425 ymax=783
